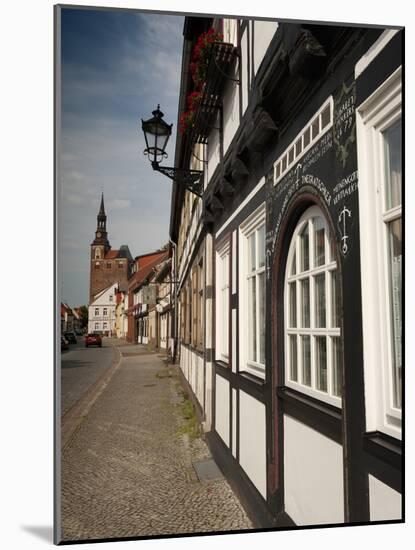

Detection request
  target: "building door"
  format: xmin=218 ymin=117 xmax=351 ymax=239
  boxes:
xmin=279 ymin=205 xmax=345 ymax=526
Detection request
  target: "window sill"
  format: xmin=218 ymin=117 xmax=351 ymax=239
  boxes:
xmin=277 ymin=385 xmax=342 ymax=443
xmin=363 ymin=431 xmax=402 ymax=470
xmin=239 ymin=370 xmax=266 ymax=386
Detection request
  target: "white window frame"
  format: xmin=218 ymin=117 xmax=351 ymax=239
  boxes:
xmin=103 ymin=308 xmax=108 ymax=317
xmin=356 ymin=66 xmax=402 ymax=439
xmin=94 ymin=308 xmax=99 ymax=316
xmin=274 ymin=97 xmax=333 ymax=185
xmin=216 ymin=238 xmax=230 ymax=363
xmin=239 ymin=203 xmax=266 ymax=379
xmin=284 ymin=205 xmax=341 ymax=407
xmin=94 ymin=322 xmax=99 ymax=330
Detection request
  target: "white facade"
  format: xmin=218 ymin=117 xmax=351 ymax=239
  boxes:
xmin=173 ymin=17 xmax=402 ymax=528
xmin=88 ymin=283 xmax=118 ymax=335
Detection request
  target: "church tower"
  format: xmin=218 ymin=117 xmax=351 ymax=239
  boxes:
xmin=91 ymin=193 xmax=111 ymax=261
xmin=89 ymin=193 xmax=133 ymax=305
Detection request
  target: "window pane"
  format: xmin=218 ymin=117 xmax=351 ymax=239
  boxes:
xmin=389 ymin=217 xmax=402 ymax=409
xmin=295 ymin=138 xmax=302 ymax=157
xmin=315 ymin=273 xmax=326 ymax=328
xmin=248 ymin=276 xmax=257 ymax=361
xmin=321 ymin=104 xmax=331 ymax=129
xmin=332 ymin=337 xmax=342 ymax=397
xmin=311 ymin=117 xmax=319 ymax=139
xmin=384 ymin=120 xmax=402 ymax=210
xmin=331 ymin=271 xmax=340 ymax=328
xmin=275 ymin=163 xmax=281 ymax=179
xmin=258 ymin=224 xmax=265 ymax=268
xmin=290 ymin=249 xmax=296 ymax=275
xmin=289 ymin=335 xmax=298 ymax=381
xmin=288 ymin=147 xmax=294 ymax=164
xmin=314 ymin=216 xmax=325 ymax=267
xmin=248 ymin=233 xmax=256 ymax=272
xmin=289 ymin=282 xmax=297 ymax=327
xmin=282 ymin=156 xmax=287 ymax=171
xmin=301 ymin=335 xmax=311 ymax=386
xmin=315 ymin=336 xmax=327 ymax=392
xmin=301 ymin=278 xmax=310 ymax=327
xmin=300 ymin=223 xmax=309 ymax=271
xmin=303 ymin=127 xmax=311 ymax=148
xmin=258 ymin=272 xmax=266 ymax=364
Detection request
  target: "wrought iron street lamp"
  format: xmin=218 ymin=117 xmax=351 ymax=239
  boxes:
xmin=141 ymin=105 xmax=203 ymax=197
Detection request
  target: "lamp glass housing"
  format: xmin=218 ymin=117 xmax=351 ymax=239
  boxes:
xmin=141 ymin=106 xmax=172 ymax=165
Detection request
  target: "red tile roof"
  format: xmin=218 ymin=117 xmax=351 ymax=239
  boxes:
xmin=128 ymin=251 xmax=169 ymax=292
xmin=105 ymin=250 xmax=120 ymax=259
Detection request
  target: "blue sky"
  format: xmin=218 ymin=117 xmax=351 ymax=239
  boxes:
xmin=59 ymin=7 xmax=184 ymax=306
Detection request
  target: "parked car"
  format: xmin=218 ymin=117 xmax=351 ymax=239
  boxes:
xmin=64 ymin=331 xmax=77 ymax=344
xmin=85 ymin=333 xmax=102 ymax=348
xmin=61 ymin=336 xmax=69 ymax=351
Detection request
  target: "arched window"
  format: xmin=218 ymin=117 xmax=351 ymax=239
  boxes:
xmin=284 ymin=205 xmax=342 ymax=407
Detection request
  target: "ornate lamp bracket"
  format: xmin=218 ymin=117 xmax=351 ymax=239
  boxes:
xmin=152 ymin=162 xmax=204 ymax=197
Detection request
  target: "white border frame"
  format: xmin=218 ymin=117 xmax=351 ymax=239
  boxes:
xmin=239 ymin=202 xmax=266 ymax=379
xmin=356 ymin=65 xmax=402 ymax=439
xmin=215 ymin=237 xmax=231 ymax=363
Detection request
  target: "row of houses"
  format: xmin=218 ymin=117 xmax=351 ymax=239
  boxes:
xmin=87 ymin=207 xmax=174 ymax=353
xmin=161 ymin=16 xmax=402 ymax=528
xmin=60 ymin=303 xmax=83 ymax=334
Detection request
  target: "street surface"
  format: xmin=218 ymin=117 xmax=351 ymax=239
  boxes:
xmin=60 ymin=341 xmax=252 ymax=541
xmin=61 ymin=337 xmax=115 ymax=416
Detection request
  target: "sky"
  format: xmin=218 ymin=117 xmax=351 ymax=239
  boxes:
xmin=59 ymin=7 xmax=184 ymax=306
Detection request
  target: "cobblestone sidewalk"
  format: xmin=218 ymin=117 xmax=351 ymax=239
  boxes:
xmin=61 ymin=343 xmax=252 ymax=541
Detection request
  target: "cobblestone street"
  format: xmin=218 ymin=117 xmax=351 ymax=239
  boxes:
xmin=61 ymin=341 xmax=252 ymax=541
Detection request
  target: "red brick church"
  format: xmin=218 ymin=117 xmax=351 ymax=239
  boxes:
xmin=89 ymin=193 xmax=133 ymax=304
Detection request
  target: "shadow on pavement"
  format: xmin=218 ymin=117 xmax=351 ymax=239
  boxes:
xmin=61 ymin=359 xmax=95 ymax=369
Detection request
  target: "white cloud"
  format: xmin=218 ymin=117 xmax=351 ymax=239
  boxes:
xmin=107 ymin=199 xmax=132 ymax=209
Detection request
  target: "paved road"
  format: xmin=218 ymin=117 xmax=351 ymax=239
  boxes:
xmin=61 ymin=344 xmax=252 ymax=541
xmin=61 ymin=338 xmax=115 ymax=416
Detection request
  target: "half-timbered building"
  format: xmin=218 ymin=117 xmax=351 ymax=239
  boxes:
xmin=170 ymin=15 xmax=403 ymax=527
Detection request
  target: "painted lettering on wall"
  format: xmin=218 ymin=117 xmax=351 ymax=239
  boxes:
xmin=302 ymin=131 xmax=333 ymax=173
xmin=267 ymin=166 xmax=332 ymax=276
xmin=333 ymin=81 xmax=356 ymax=168
xmin=333 ymin=170 xmax=358 ymax=204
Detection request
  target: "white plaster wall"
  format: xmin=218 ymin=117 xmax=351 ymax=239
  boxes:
xmin=232 ymin=388 xmax=237 ymax=458
xmin=232 ymin=230 xmax=237 ymax=294
xmin=204 ymin=234 xmax=214 ymax=431
xmin=223 ymin=78 xmax=239 ymax=155
xmin=207 ymin=114 xmax=220 ymax=184
xmin=369 ymin=474 xmax=402 ymax=521
xmin=284 ymin=415 xmax=344 ymax=525
xmin=196 ymin=355 xmax=204 ymax=407
xmin=179 ymin=346 xmax=205 ymax=410
xmin=253 ymin=21 xmax=278 ymax=76
xmin=239 ymin=390 xmax=267 ymax=498
xmin=232 ymin=309 xmax=237 ymax=373
xmin=215 ymin=374 xmax=230 ymax=447
xmin=241 ymin=29 xmax=249 ymax=116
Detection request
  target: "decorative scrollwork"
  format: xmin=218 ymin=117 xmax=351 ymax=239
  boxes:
xmin=154 ymin=164 xmax=204 ymax=197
